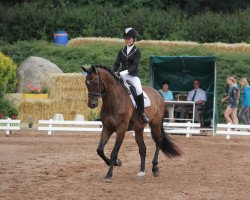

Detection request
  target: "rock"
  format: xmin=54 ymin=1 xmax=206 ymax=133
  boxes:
xmin=17 ymin=56 xmax=63 ymax=92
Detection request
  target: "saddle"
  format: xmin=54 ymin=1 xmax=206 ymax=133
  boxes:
xmin=119 ymin=78 xmax=151 ymax=108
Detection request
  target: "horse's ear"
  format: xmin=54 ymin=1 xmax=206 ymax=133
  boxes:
xmin=91 ymin=66 xmax=97 ymax=74
xmin=81 ymin=65 xmax=88 ymax=73
xmin=81 ymin=65 xmax=97 ymax=74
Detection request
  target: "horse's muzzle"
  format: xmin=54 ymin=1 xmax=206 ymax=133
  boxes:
xmin=88 ymin=99 xmax=98 ymax=108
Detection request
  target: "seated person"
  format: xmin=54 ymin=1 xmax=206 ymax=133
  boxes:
xmin=180 ymin=79 xmax=207 ymax=123
xmin=158 ymin=80 xmax=174 ymax=122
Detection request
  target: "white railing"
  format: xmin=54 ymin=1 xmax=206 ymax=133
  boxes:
xmin=0 ymin=118 xmax=21 ymax=136
xmin=38 ymin=119 xmax=151 ymax=135
xmin=163 ymin=122 xmax=200 ymax=138
xmin=216 ymin=123 xmax=250 ymax=139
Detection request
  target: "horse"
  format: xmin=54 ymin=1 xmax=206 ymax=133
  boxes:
xmin=81 ymin=65 xmax=182 ymax=182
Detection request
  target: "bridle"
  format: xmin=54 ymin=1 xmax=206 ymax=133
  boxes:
xmin=87 ymin=69 xmax=118 ymax=99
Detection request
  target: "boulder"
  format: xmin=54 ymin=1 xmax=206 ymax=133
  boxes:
xmin=17 ymin=56 xmax=63 ymax=92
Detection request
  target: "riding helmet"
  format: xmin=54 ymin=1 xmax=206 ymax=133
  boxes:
xmin=123 ymin=28 xmax=137 ymax=39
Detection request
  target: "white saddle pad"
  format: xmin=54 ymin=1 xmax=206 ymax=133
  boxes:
xmin=123 ymin=81 xmax=151 ymax=108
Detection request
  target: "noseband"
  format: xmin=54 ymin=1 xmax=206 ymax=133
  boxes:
xmin=87 ymin=74 xmax=102 ymax=98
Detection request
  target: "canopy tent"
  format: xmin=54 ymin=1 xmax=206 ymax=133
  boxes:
xmin=149 ymin=56 xmax=217 ymax=129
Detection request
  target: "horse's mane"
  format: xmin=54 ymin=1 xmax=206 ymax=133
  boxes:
xmin=94 ymin=65 xmax=120 ymax=82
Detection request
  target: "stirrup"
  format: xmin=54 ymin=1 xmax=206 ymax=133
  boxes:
xmin=140 ymin=113 xmax=149 ymax=124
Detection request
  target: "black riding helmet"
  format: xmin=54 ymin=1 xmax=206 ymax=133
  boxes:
xmin=123 ymin=28 xmax=137 ymax=39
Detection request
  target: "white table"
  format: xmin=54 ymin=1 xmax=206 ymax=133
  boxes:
xmin=164 ymin=100 xmax=196 ymax=123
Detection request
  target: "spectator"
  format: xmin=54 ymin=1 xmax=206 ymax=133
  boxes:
xmin=158 ymin=80 xmax=174 ymax=122
xmin=238 ymin=78 xmax=250 ymax=125
xmin=180 ymin=79 xmax=207 ymax=123
xmin=221 ymin=76 xmax=239 ymax=105
xmin=221 ymin=76 xmax=239 ymax=124
xmin=233 ymin=75 xmax=241 ymax=100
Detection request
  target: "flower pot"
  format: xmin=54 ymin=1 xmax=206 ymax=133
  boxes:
xmin=23 ymin=93 xmax=48 ymax=99
xmin=28 ymin=123 xmax=33 ymax=128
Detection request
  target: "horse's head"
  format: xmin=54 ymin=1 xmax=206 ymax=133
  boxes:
xmin=81 ymin=65 xmax=104 ymax=108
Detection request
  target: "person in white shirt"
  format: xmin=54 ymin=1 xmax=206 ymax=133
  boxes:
xmin=180 ymin=79 xmax=207 ymax=123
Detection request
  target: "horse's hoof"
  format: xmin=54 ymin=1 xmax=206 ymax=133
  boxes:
xmin=153 ymin=171 xmax=159 ymax=177
xmin=102 ymin=177 xmax=112 ymax=183
xmin=137 ymin=171 xmax=146 ymax=178
xmin=152 ymin=166 xmax=159 ymax=177
xmin=116 ymin=158 xmax=122 ymax=167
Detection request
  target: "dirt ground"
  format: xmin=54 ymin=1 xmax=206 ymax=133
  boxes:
xmin=0 ymin=130 xmax=249 ymax=200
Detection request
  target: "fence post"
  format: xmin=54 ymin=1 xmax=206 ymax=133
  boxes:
xmin=226 ymin=123 xmax=231 ymax=139
xmin=6 ymin=118 xmax=11 ymax=136
xmin=186 ymin=121 xmax=191 ymax=138
xmin=48 ymin=119 xmax=53 ymax=135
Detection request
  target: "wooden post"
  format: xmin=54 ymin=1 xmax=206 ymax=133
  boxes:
xmin=186 ymin=121 xmax=191 ymax=138
xmin=226 ymin=123 xmax=231 ymax=139
xmin=6 ymin=118 xmax=10 ymax=136
xmin=48 ymin=119 xmax=53 ymax=135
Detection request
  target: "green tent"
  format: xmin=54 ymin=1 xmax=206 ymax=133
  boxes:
xmin=150 ymin=56 xmax=217 ymax=130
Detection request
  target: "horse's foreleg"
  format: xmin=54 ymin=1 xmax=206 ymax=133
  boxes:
xmin=134 ymin=129 xmax=146 ymax=178
xmin=104 ymin=131 xmax=126 ymax=180
xmin=97 ymin=128 xmax=112 ymax=166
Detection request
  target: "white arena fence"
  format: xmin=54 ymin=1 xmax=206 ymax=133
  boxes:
xmin=0 ymin=118 xmax=21 ymax=136
xmin=1 ymin=118 xmax=249 ymax=140
xmin=163 ymin=122 xmax=200 ymax=138
xmin=216 ymin=123 xmax=250 ymax=139
xmin=38 ymin=119 xmax=151 ymax=135
xmin=38 ymin=120 xmax=199 ymax=137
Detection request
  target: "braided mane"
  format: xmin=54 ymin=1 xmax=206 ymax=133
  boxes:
xmin=94 ymin=65 xmax=120 ymax=81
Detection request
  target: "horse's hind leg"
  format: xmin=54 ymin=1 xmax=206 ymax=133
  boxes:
xmin=150 ymin=125 xmax=162 ymax=177
xmin=134 ymin=128 xmax=146 ymax=177
xmin=152 ymin=144 xmax=160 ymax=177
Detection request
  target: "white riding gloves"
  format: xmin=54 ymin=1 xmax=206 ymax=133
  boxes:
xmin=120 ymin=70 xmax=129 ymax=76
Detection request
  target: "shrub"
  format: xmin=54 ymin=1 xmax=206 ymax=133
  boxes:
xmin=0 ymin=52 xmax=17 ymax=94
xmin=0 ymin=98 xmax=19 ymax=118
xmin=0 ymin=3 xmax=249 ymax=43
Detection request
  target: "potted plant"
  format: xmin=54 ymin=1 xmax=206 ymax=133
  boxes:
xmin=23 ymin=82 xmax=48 ymax=99
xmin=28 ymin=116 xmax=34 ymax=128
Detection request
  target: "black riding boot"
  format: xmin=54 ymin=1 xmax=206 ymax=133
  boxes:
xmin=137 ymin=93 xmax=149 ymax=124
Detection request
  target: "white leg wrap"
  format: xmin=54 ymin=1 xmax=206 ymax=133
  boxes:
xmin=137 ymin=171 xmax=146 ymax=177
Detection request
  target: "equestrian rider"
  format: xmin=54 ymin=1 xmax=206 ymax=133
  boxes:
xmin=113 ymin=27 xmax=149 ymax=124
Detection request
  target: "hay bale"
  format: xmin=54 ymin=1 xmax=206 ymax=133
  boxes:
xmin=8 ymin=73 xmax=101 ymax=122
xmin=68 ymin=37 xmax=124 ymax=46
xmin=68 ymin=37 xmax=250 ymax=54
xmin=18 ymin=99 xmax=53 ymax=122
xmin=44 ymin=73 xmax=88 ymax=101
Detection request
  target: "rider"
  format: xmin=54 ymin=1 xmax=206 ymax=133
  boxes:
xmin=113 ymin=27 xmax=149 ymax=124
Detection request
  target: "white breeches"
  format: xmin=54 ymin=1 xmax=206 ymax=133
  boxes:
xmin=122 ymin=74 xmax=143 ymax=95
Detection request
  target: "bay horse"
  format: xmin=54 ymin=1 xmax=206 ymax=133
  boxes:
xmin=81 ymin=65 xmax=182 ymax=182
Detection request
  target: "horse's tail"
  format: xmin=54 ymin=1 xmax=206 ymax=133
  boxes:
xmin=160 ymin=124 xmax=183 ymax=158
